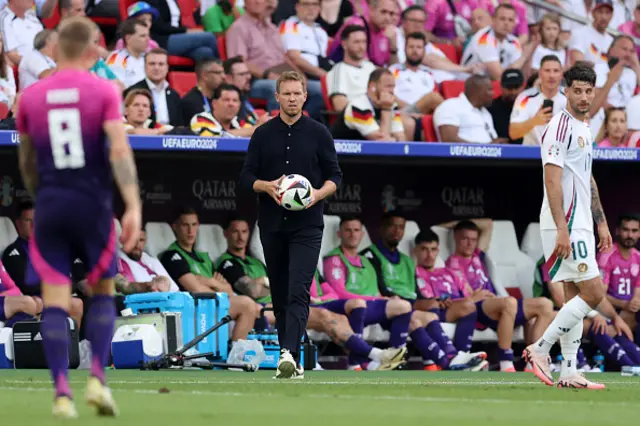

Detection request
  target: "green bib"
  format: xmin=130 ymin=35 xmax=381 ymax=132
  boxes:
xmin=367 ymin=244 xmax=417 ymax=300
xmin=168 ymin=242 xmax=214 ymax=278
xmin=215 ymin=252 xmax=271 ymax=303
xmin=312 ymin=269 xmax=330 ymax=302
xmin=324 ymin=247 xmax=380 ymax=297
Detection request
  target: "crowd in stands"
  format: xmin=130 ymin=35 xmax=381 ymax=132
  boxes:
xmin=0 ymin=0 xmax=638 ymax=144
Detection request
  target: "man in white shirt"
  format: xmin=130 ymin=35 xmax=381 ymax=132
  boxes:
xmin=434 ymin=75 xmax=508 ymax=144
xmin=280 ymin=0 xmax=329 ymax=81
xmin=461 ymin=4 xmax=536 ymax=81
xmin=117 ymin=230 xmax=179 ymax=294
xmin=396 ymin=5 xmax=478 ymax=83
xmin=590 ymin=34 xmax=640 ymax=135
xmin=568 ymin=0 xmax=614 ymax=66
xmin=325 ymin=25 xmax=376 ymax=112
xmin=0 ymin=0 xmax=44 ymax=64
xmin=107 ymin=19 xmax=149 ymax=88
xmin=389 ymin=32 xmax=443 ymax=114
xmin=509 ymin=55 xmax=567 ymax=145
xmin=331 ymin=68 xmax=407 ymax=141
xmin=18 ymin=29 xmax=57 ymax=90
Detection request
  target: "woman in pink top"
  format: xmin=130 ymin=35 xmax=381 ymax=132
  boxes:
xmin=425 ymin=0 xmax=481 ymax=43
xmin=351 ymin=0 xmax=413 ymax=23
xmin=596 ymin=107 xmax=629 ymax=147
xmin=618 ymin=6 xmax=640 ymax=58
xmin=484 ymin=0 xmax=529 ymax=41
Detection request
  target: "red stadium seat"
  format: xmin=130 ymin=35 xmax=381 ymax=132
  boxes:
xmin=421 ymin=115 xmax=438 ymax=142
xmin=434 ymin=43 xmax=460 ymax=64
xmin=177 ymin=0 xmax=198 ymax=28
xmin=11 ymin=64 xmax=18 ymax=91
xmin=0 ymin=103 xmax=8 ymax=120
xmin=41 ymin=6 xmax=60 ymax=29
xmin=168 ymin=71 xmax=197 ymax=97
xmin=492 ymin=80 xmax=502 ymax=99
xmin=217 ymin=35 xmax=227 ymax=61
xmin=440 ymin=80 xmax=464 ymax=99
xmin=319 ymin=74 xmax=339 ymax=125
xmin=168 ymin=55 xmax=195 ymax=69
xmin=89 ymin=16 xmax=118 ymax=27
xmin=250 ymin=98 xmax=267 ymax=109
xmin=635 ymin=85 xmax=640 ymax=96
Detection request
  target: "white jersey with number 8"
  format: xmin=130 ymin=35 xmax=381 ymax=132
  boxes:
xmin=539 ymin=109 xmax=594 ymax=233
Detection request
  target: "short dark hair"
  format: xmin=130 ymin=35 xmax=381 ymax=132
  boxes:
xmin=15 ymin=199 xmax=34 ymax=220
xmin=401 ymin=5 xmax=425 ymax=20
xmin=540 ymin=54 xmax=561 ymax=68
xmin=146 ymin=47 xmax=168 ymax=61
xmin=121 ymin=18 xmax=145 ymax=40
xmin=494 ymin=3 xmax=516 ymax=16
xmin=564 ymin=64 xmax=596 ymax=87
xmin=223 ymin=214 xmax=250 ymax=230
xmin=34 ymin=29 xmax=53 ymax=50
xmin=195 ymin=58 xmax=222 ymax=79
xmin=414 ymin=229 xmax=439 ymax=245
xmin=609 ymin=34 xmax=635 ymax=55
xmin=464 ymin=74 xmax=491 ymax=94
xmin=223 ymin=56 xmax=244 ymax=75
xmin=618 ymin=213 xmax=640 ymax=227
xmin=368 ymin=67 xmax=392 ymax=85
xmin=453 ymin=220 xmax=479 ymax=233
xmin=341 ymin=25 xmax=367 ymax=41
xmin=213 ymin=83 xmax=241 ymax=100
xmin=406 ymin=31 xmax=426 ymax=44
xmin=381 ymin=211 xmax=405 ymax=227
xmin=171 ymin=205 xmax=198 ymax=224
xmin=340 ymin=216 xmax=362 ymax=226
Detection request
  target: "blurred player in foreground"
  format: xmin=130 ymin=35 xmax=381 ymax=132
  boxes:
xmin=524 ymin=64 xmax=631 ymax=390
xmin=16 ymin=17 xmax=141 ymax=418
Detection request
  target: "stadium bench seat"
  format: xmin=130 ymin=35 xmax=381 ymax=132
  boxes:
xmin=41 ymin=6 xmax=60 ymax=29
xmin=177 ymin=0 xmax=199 ymax=27
xmin=144 ymin=222 xmax=175 ymax=257
xmin=0 ymin=216 xmax=17 ymax=255
xmin=485 ymin=220 xmax=536 ymax=299
xmin=397 ymin=220 xmax=420 ymax=257
xmin=168 ymin=55 xmax=195 ymax=69
xmin=434 ymin=43 xmax=460 ymax=64
xmin=422 ymin=115 xmax=438 ymax=142
xmin=319 ymin=215 xmax=341 ymax=273
xmin=430 ymin=225 xmax=453 ymax=267
xmin=440 ymin=80 xmax=464 ymax=99
xmin=248 ymin=221 xmax=265 ymax=266
xmin=491 ymin=80 xmax=502 ymax=98
xmin=0 ymin=103 xmax=8 ymax=120
xmin=521 ymin=222 xmax=542 ymax=262
xmin=196 ymin=224 xmax=227 ymax=263
xmin=168 ymin=71 xmax=197 ymax=97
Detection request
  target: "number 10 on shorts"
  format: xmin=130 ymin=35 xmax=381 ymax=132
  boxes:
xmin=571 ymin=240 xmax=588 ymax=260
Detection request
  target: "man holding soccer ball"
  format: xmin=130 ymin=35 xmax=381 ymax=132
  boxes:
xmin=240 ymin=71 xmax=342 ymax=379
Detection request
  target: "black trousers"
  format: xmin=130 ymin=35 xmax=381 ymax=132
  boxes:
xmin=260 ymin=225 xmax=322 ymax=360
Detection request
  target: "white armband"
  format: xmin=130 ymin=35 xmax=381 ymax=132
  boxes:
xmin=586 ymin=310 xmax=599 ymax=319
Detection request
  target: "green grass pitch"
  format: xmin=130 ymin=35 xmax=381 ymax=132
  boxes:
xmin=1 ymin=370 xmax=639 ymax=425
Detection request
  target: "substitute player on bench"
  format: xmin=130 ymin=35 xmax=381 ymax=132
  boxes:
xmin=17 ymin=17 xmax=141 ymax=418
xmin=524 ymin=63 xmax=632 ymax=389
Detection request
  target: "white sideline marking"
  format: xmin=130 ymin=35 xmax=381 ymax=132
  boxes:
xmin=4 ymin=379 xmax=640 ymax=386
xmin=0 ymin=385 xmax=639 ymax=408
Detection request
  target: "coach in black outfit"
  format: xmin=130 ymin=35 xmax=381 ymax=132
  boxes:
xmin=239 ymin=71 xmax=342 ymax=379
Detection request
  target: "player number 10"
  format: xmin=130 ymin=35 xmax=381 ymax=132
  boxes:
xmin=48 ymin=108 xmax=86 ymax=170
xmin=571 ymin=240 xmax=588 ymax=260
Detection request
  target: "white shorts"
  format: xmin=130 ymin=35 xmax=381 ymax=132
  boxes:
xmin=541 ymin=228 xmax=600 ymax=283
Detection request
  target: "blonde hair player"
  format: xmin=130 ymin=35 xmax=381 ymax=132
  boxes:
xmin=16 ymin=17 xmax=141 ymax=418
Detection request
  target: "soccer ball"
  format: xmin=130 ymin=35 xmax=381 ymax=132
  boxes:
xmin=279 ymin=174 xmax=313 ymax=211
xmin=190 ymin=112 xmax=219 ymax=137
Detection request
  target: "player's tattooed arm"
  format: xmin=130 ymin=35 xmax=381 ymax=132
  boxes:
xmin=590 ymin=175 xmax=606 ymax=225
xmin=18 ymin=135 xmax=38 ymax=198
xmin=234 ymin=276 xmax=270 ymax=300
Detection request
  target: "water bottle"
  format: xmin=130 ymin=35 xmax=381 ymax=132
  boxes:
xmin=593 ymin=350 xmax=605 ymax=372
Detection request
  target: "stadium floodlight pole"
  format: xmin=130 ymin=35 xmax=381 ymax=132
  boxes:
xmin=522 ymin=0 xmax=640 ymax=46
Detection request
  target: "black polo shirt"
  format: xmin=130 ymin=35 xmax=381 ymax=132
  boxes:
xmin=239 ymin=114 xmax=342 ymax=232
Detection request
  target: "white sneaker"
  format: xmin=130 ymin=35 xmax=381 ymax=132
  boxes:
xmin=292 ymin=364 xmax=305 ymax=380
xmin=468 ymin=360 xmax=489 ymax=372
xmin=376 ymin=346 xmax=407 ymax=371
xmin=85 ymin=377 xmax=118 ymax=417
xmin=275 ymin=349 xmax=296 ymax=379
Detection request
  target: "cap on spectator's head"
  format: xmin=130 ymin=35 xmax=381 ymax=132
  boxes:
xmin=127 ymin=1 xmax=159 ymax=20
xmin=593 ymin=0 xmax=613 ymax=11
xmin=501 ymin=69 xmax=524 ymax=89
